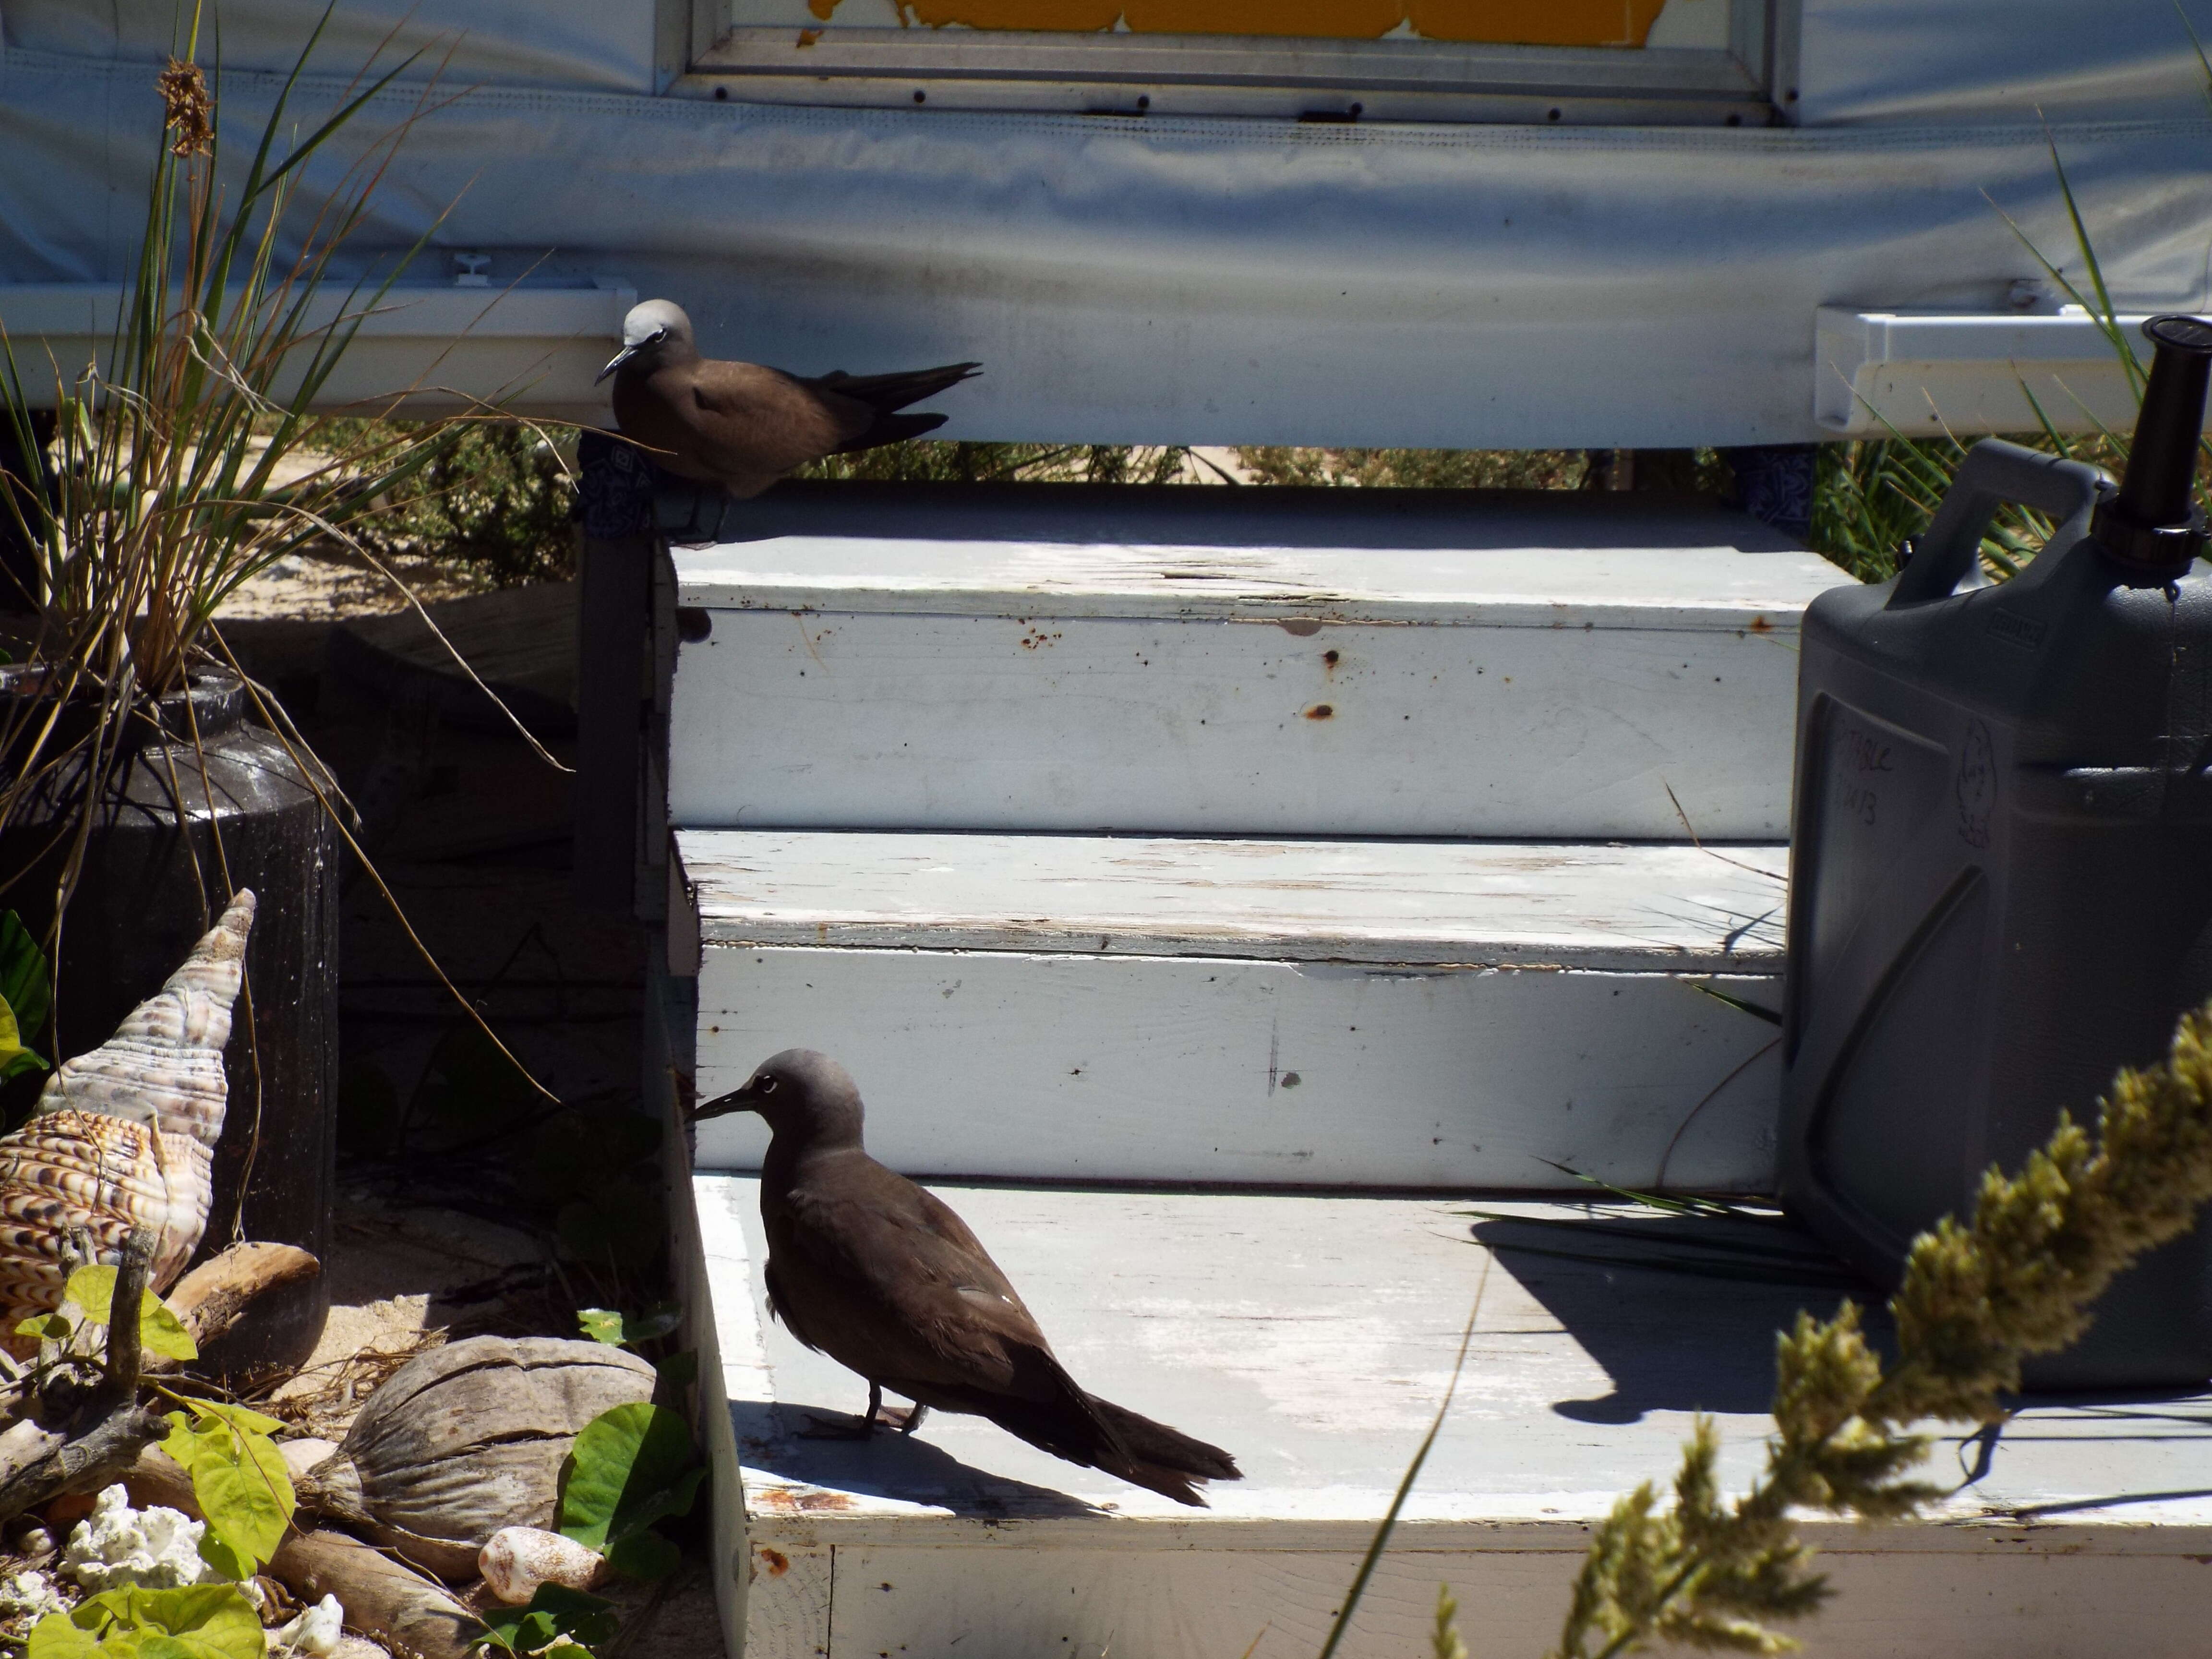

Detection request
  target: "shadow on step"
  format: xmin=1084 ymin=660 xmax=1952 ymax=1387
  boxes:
xmin=728 ymin=1400 xmax=1105 ymax=1518
xmin=1469 ymin=1208 xmax=1882 ymax=1426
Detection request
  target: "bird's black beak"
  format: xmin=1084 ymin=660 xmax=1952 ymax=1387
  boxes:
xmin=690 ymin=1074 xmax=764 ymax=1124
xmin=595 ymin=342 xmax=641 ymax=386
xmin=597 ymin=326 xmax=668 ymax=385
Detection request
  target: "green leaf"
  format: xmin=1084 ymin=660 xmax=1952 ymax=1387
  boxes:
xmin=576 ymin=1304 xmax=682 ymax=1349
xmin=178 ymin=1397 xmax=284 ymax=1439
xmin=0 ymin=988 xmax=48 ymax=1081
xmin=577 ymin=1309 xmax=625 ymax=1346
xmin=625 ymin=1303 xmax=683 ymax=1344
xmin=474 ymin=1585 xmax=618 ymax=1656
xmin=61 ymin=1271 xmax=199 ymax=1363
xmin=556 ymin=1403 xmax=704 ymax=1558
xmin=0 ymin=911 xmax=53 ymax=1050
xmin=602 ymin=1527 xmax=680 ymax=1582
xmin=138 ymin=1300 xmax=198 ymax=1363
xmin=25 ymin=1612 xmax=100 ymax=1658
xmin=160 ymin=1406 xmax=293 ymax=1575
xmin=655 ymin=1350 xmax=698 ymax=1389
xmin=17 ymin=1312 xmax=70 ymax=1342
xmin=36 ymin=1587 xmax=264 ymax=1659
xmin=192 ymin=1531 xmax=254 ymax=1585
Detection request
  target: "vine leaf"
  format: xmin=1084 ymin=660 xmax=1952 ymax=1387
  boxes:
xmin=28 ymin=1583 xmax=265 ymax=1658
xmin=64 ymin=1267 xmax=199 ymax=1363
xmin=160 ymin=1399 xmax=293 ymax=1577
xmin=556 ymin=1403 xmax=703 ymax=1580
xmin=0 ymin=991 xmax=48 ymax=1082
xmin=472 ymin=1582 xmax=619 ymax=1655
xmin=0 ymin=910 xmax=51 ymax=1074
xmin=576 ymin=1304 xmax=681 ymax=1348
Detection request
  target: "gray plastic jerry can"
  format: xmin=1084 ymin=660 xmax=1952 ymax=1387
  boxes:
xmin=1781 ymin=316 xmax=2212 ymax=1391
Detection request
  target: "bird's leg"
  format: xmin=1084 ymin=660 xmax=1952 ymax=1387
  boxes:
xmin=871 ymin=1398 xmax=928 ymax=1435
xmin=796 ymin=1381 xmax=889 ymax=1441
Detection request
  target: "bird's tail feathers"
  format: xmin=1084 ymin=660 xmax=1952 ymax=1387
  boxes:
xmin=817 ymin=361 xmax=983 ymax=413
xmin=920 ymin=1369 xmax=1239 ymax=1509
xmin=1084 ymin=1394 xmax=1242 ymax=1508
xmin=830 ymin=410 xmax=950 ymax=456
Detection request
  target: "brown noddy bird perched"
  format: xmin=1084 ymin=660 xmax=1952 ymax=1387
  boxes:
xmin=694 ymin=1049 xmax=1242 ymax=1507
xmin=597 ymin=300 xmax=980 ymax=498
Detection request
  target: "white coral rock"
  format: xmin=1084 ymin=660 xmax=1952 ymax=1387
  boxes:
xmin=59 ymin=1484 xmax=214 ymax=1591
xmin=272 ymin=1592 xmax=344 ymax=1656
xmin=0 ymin=1566 xmax=68 ymax=1618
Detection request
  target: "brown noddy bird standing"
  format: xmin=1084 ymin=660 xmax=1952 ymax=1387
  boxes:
xmin=694 ymin=1049 xmax=1242 ymax=1507
xmin=597 ymin=300 xmax=980 ymax=498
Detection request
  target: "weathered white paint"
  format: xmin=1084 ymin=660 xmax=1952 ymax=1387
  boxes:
xmin=0 ymin=283 xmax=630 ymax=421
xmin=667 ymin=537 xmax=1843 ymax=841
xmin=672 ymin=830 xmax=1789 ymax=972
xmin=691 ymin=1174 xmax=2212 ymax=1659
xmin=672 ymin=537 xmax=1847 ymax=625
xmin=692 ymin=948 xmax=1782 ymax=1190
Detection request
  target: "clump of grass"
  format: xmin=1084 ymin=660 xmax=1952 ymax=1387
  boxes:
xmin=794 ymin=439 xmax=1194 ymax=484
xmin=0 ymin=3 xmax=559 ymax=1090
xmin=1233 ymin=445 xmax=1594 ymax=489
xmin=1411 ymin=996 xmax=2212 ymax=1659
xmin=326 ymin=417 xmax=580 ymax=589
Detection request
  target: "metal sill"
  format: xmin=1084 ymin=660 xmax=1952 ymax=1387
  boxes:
xmin=1814 ymin=305 xmax=2156 ymax=438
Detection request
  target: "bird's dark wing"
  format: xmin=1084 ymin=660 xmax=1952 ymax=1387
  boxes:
xmin=679 ymin=361 xmax=874 ymax=478
xmin=767 ymin=1156 xmax=1058 ymax=1395
xmin=809 ymin=362 xmax=981 ymax=414
xmin=766 ymin=1154 xmax=1238 ymax=1507
xmin=828 ymin=410 xmax=950 ymax=456
xmin=807 ymin=363 xmax=979 ymax=455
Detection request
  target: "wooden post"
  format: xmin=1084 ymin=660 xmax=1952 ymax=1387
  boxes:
xmin=571 ymin=430 xmax=661 ymax=913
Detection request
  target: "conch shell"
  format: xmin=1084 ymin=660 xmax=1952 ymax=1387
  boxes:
xmin=0 ymin=890 xmax=255 ymax=1339
xmin=32 ymin=889 xmax=255 ymax=1148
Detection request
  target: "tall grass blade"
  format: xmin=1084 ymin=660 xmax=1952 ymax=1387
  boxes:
xmin=1312 ymin=1262 xmax=1489 ymax=1659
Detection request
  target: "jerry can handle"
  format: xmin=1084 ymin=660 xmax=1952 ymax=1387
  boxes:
xmin=1886 ymin=438 xmax=2111 ymax=607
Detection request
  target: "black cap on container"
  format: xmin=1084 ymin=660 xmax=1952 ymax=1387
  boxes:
xmin=2095 ymin=313 xmax=2212 ymax=583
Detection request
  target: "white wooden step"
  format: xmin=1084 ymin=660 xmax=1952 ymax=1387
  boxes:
xmin=666 ymin=491 xmax=1849 ymax=841
xmin=676 ymin=830 xmax=1788 ymax=1190
xmin=684 ymin=1173 xmax=2212 ymax=1659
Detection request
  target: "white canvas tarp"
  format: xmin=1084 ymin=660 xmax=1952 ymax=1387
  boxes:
xmin=3 ymin=1 xmax=2209 ymax=445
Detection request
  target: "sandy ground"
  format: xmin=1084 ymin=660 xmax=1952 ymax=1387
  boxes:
xmin=214 ymin=547 xmax=483 ymax=622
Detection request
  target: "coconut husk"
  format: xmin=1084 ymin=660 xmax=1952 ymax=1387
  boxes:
xmin=293 ymin=1335 xmax=655 ymax=1580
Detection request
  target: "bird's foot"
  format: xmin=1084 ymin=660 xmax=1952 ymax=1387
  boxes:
xmin=879 ymin=1403 xmax=928 ymax=1436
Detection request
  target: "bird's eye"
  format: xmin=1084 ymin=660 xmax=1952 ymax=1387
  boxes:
xmin=756 ymin=1075 xmax=779 ymax=1095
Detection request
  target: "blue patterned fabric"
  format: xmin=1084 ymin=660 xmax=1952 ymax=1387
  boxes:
xmin=574 ymin=430 xmax=656 ymax=540
xmin=1723 ymin=444 xmax=1820 ymax=542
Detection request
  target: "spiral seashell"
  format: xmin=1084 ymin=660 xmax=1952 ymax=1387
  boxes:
xmin=0 ymin=1113 xmax=211 ymax=1336
xmin=31 ymin=890 xmax=256 ymax=1149
xmin=0 ymin=891 xmax=255 ymax=1346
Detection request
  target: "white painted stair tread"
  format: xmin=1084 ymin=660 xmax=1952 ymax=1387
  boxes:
xmin=674 ymin=535 xmax=1849 ymax=626
xmin=679 ymin=831 xmax=1788 ymax=1189
xmin=665 ymin=534 xmax=1834 ymax=840
xmin=674 ymin=830 xmax=1789 ymax=970
xmin=696 ymin=1177 xmax=2212 ymax=1659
